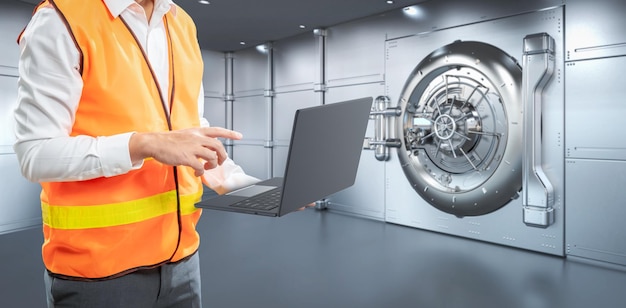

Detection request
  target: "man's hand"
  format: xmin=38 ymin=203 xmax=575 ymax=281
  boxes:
xmin=298 ymin=203 xmax=316 ymax=211
xmin=129 ymin=127 xmax=242 ymax=176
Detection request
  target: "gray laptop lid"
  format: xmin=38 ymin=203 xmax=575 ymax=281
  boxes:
xmin=277 ymin=97 xmax=372 ymax=216
xmin=196 ymin=97 xmax=373 ymax=217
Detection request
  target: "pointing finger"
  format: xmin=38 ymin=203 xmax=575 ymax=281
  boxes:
xmin=199 ymin=127 xmax=243 ymax=140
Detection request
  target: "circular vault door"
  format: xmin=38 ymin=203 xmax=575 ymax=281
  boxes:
xmin=397 ymin=41 xmax=523 ymax=217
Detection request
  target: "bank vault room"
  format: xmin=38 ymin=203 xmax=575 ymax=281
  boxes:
xmin=1 ymin=0 xmax=626 ymax=307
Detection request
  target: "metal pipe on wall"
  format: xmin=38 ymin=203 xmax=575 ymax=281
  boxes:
xmin=224 ymin=52 xmax=235 ymax=157
xmin=313 ymin=29 xmax=328 ymax=210
xmin=314 ymin=28 xmax=327 ymax=106
xmin=264 ymin=43 xmax=275 ymax=179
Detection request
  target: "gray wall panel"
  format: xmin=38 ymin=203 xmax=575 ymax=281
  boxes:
xmin=0 ymin=1 xmax=31 ymax=68
xmin=0 ymin=1 xmax=42 ymax=235
xmin=273 ymin=33 xmax=317 ymax=92
xmin=230 ymin=95 xmax=268 ymax=179
xmin=565 ymin=0 xmax=626 ymax=61
xmin=233 ymin=48 xmax=268 ymax=96
xmin=233 ymin=96 xmax=268 ymax=143
xmin=203 ymin=96 xmax=226 ymax=129
xmin=325 ymin=16 xmax=386 ymax=87
xmin=566 ymin=159 xmax=626 ymax=266
xmin=565 ymin=56 xmax=626 ymax=161
xmin=0 ymin=154 xmax=41 ymax=235
xmin=202 ymin=50 xmax=226 ymax=98
xmin=0 ymin=72 xmax=19 ymax=153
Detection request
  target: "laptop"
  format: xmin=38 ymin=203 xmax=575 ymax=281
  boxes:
xmin=195 ymin=97 xmax=373 ymax=217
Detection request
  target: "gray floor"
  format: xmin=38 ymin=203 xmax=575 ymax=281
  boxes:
xmin=2 ymin=208 xmax=626 ymax=307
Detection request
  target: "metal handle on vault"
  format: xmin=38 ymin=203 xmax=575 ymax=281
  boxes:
xmin=521 ymin=33 xmax=556 ymax=228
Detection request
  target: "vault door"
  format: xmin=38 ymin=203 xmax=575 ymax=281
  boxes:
xmin=397 ymin=41 xmax=523 ymax=217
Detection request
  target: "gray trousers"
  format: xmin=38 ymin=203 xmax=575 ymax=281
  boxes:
xmin=44 ymin=252 xmax=201 ymax=308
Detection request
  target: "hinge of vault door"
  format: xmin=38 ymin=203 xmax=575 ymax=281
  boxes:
xmin=363 ymin=95 xmax=402 ymax=161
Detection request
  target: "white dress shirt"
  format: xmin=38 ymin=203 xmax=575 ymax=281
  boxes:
xmin=14 ymin=0 xmax=257 ymax=193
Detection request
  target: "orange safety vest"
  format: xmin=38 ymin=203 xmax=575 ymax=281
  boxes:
xmin=24 ymin=0 xmax=204 ymax=279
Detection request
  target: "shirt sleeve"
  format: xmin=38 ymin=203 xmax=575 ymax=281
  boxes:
xmin=13 ymin=7 xmax=136 ymax=183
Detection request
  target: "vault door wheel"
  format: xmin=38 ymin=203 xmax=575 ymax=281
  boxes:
xmin=397 ymin=41 xmax=523 ymax=216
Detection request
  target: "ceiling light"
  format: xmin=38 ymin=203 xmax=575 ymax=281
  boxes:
xmin=256 ymin=44 xmax=269 ymax=54
xmin=403 ymin=6 xmax=419 ymax=17
xmin=198 ymin=0 xmax=210 ymax=4
xmin=239 ymin=41 xmax=246 ymax=45
xmin=299 ymin=25 xmax=306 ymax=29
xmin=402 ymin=5 xmax=424 ymax=19
xmin=386 ymin=1 xmax=394 ymax=4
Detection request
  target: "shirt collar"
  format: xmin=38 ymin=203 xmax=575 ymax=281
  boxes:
xmin=104 ymin=0 xmax=177 ymax=19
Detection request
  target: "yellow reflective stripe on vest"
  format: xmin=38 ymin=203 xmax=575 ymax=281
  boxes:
xmin=42 ymin=191 xmax=202 ymax=230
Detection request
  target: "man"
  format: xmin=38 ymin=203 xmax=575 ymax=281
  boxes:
xmin=14 ymin=0 xmax=256 ymax=306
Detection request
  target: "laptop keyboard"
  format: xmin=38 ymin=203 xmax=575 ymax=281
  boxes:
xmin=230 ymin=188 xmax=281 ymax=211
